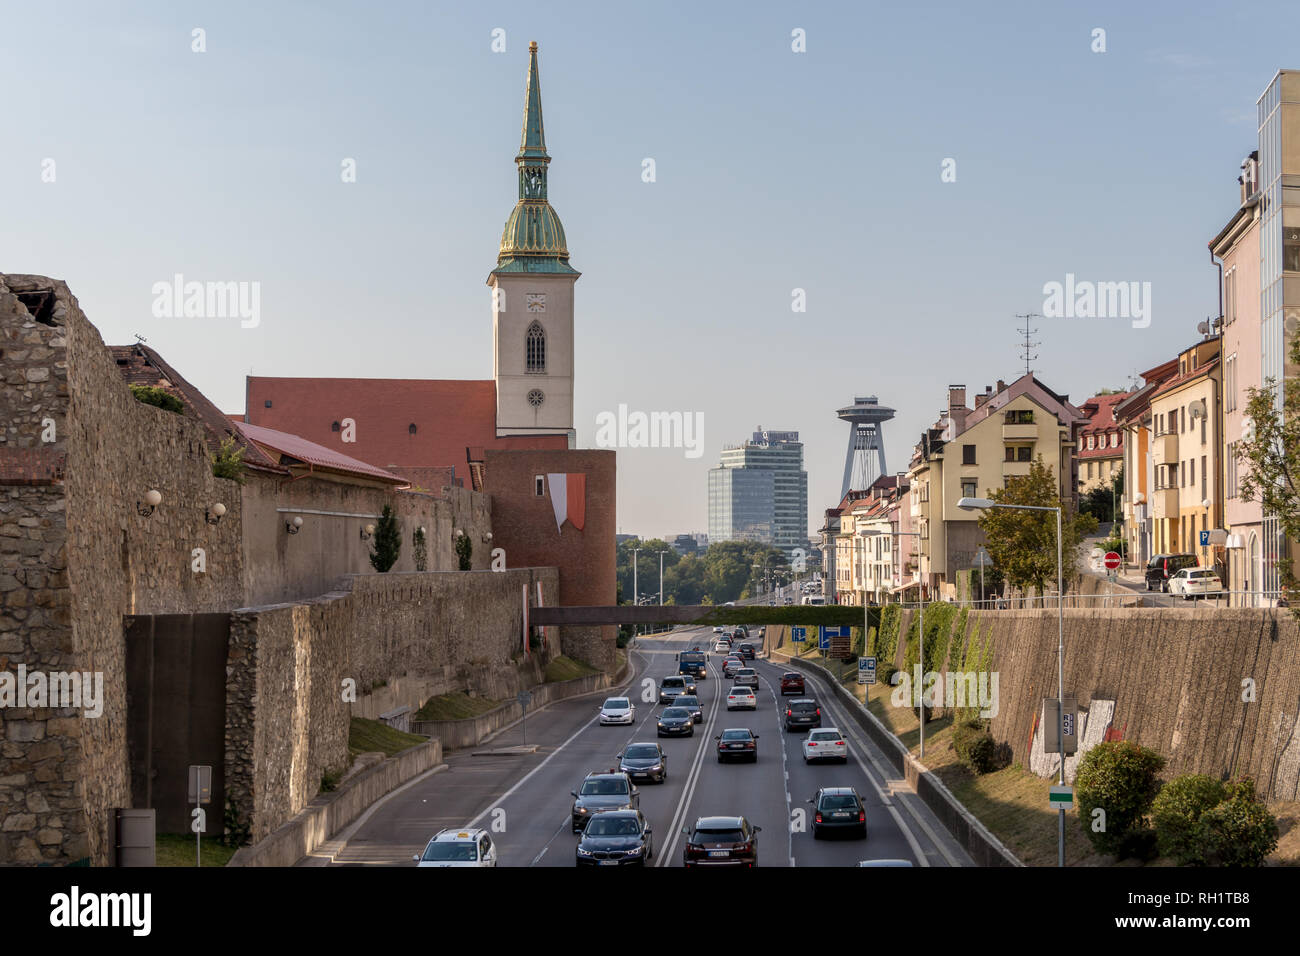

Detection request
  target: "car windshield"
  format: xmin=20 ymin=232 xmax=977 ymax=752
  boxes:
xmin=791 ymin=702 xmax=817 ymax=711
xmin=587 ymin=816 xmax=641 ymax=836
xmin=662 ymin=679 xmax=683 ymax=687
xmin=721 ymin=730 xmax=751 ymax=740
xmin=737 ymin=670 xmax=754 ymax=676
xmin=663 ymin=708 xmax=689 ymax=719
xmin=693 ymin=828 xmax=745 ymax=843
xmin=730 ymin=688 xmax=752 ymax=696
xmin=820 ymin=794 xmax=859 ymax=810
xmin=604 ymin=699 xmax=628 ymax=709
xmin=625 ymin=744 xmax=659 ymax=758
xmin=580 ymin=778 xmax=628 ymax=795
xmin=1190 ymin=570 xmax=1216 ymax=578
xmin=676 ymin=696 xmax=698 ymax=706
xmin=422 ymin=842 xmax=477 ymax=861
xmin=783 ymin=673 xmax=800 ymax=680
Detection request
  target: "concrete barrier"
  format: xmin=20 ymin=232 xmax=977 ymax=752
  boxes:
xmin=411 ymin=667 xmax=624 ymax=750
xmin=228 ymin=738 xmax=442 ymax=867
xmin=769 ymin=644 xmax=1021 ymax=867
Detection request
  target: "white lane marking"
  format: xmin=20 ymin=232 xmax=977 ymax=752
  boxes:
xmin=530 ymin=846 xmax=548 ymax=866
xmin=657 ymin=648 xmax=725 ymax=867
xmin=758 ymin=668 xmax=796 ymax=868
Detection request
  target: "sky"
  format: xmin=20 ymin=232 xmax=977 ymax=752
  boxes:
xmin=2 ymin=0 xmax=1296 ymax=540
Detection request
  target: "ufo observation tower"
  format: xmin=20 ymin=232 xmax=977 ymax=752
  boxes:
xmin=837 ymin=396 xmax=895 ymax=499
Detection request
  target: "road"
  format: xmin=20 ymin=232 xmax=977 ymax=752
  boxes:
xmin=320 ymin=623 xmax=972 ymax=867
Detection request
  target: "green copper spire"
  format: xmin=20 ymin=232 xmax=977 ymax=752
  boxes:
xmin=493 ymin=41 xmax=578 ymax=277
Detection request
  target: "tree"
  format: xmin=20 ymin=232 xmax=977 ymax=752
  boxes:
xmin=977 ymin=455 xmax=1098 ymax=595
xmin=369 ymin=505 xmax=401 ymax=572
xmin=454 ymin=531 xmax=473 ymax=571
xmin=1080 ymin=465 xmax=1123 ymax=525
xmin=1238 ymin=337 xmax=1300 ymax=613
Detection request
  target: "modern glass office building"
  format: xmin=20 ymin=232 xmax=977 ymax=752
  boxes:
xmin=707 ymin=430 xmax=808 ymax=555
xmin=1257 ymin=70 xmax=1300 ymax=595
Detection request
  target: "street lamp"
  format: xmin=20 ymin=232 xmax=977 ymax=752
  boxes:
xmin=630 ymin=546 xmax=643 ymax=635
xmin=860 ymin=527 xmax=926 ymax=757
xmin=656 ymin=549 xmax=669 ymax=605
xmin=959 ymin=495 xmax=1066 ymax=868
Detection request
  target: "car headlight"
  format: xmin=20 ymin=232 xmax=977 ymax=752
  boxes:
xmin=626 ymin=844 xmax=644 ymax=855
xmin=650 ymin=763 xmax=662 ymax=771
xmin=576 ymin=846 xmax=593 ymax=856
xmin=577 ymin=807 xmax=588 ymax=814
xmin=657 ymin=722 xmax=665 ymax=728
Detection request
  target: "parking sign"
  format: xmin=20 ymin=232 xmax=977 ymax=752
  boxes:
xmin=858 ymin=656 xmax=877 ymax=685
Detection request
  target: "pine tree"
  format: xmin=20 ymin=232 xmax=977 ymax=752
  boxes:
xmin=369 ymin=505 xmax=401 ymax=572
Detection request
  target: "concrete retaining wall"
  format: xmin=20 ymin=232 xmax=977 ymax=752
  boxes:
xmin=228 ymin=738 xmax=442 ymax=868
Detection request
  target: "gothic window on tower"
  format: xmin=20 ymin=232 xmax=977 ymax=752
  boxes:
xmin=527 ymin=389 xmax=545 ymax=408
xmin=526 ymin=321 xmax=546 ymax=373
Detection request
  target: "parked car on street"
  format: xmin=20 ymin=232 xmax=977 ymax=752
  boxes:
xmin=1144 ymin=553 xmax=1199 ymax=592
xmin=1169 ymin=567 xmax=1225 ymax=599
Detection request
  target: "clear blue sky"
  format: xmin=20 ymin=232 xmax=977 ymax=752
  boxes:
xmin=2 ymin=1 xmax=1295 ymax=539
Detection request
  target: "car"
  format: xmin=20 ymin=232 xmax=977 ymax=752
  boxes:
xmin=681 ymin=815 xmax=761 ymax=867
xmin=714 ymin=640 xmax=731 ymax=653
xmin=810 ymin=787 xmax=867 ymax=839
xmin=726 ymin=686 xmax=756 ymax=710
xmin=413 ymin=828 xmax=497 ymax=867
xmin=857 ymin=859 xmax=915 ymax=867
xmin=1169 ymin=567 xmax=1225 ymax=599
xmin=801 ymin=596 xmax=826 ymax=606
xmin=783 ymin=698 xmax=822 ymax=732
xmin=571 ymin=772 xmax=639 ymax=831
xmin=658 ymin=675 xmax=696 ymax=703
xmin=618 ymin=742 xmax=668 ymax=783
xmin=802 ymin=727 xmax=849 ymax=763
xmin=783 ymin=597 xmax=794 ymax=605
xmin=731 ymin=627 xmax=748 ymax=642
xmin=780 ymin=672 xmax=805 ymax=695
xmin=576 ymin=809 xmax=653 ymax=865
xmin=715 ymin=727 xmax=759 ymax=762
xmin=733 ymin=667 xmax=759 ymax=689
xmin=737 ymin=643 xmax=756 ymax=660
xmin=712 ymin=626 xmax=726 ymax=634
xmin=599 ymin=696 xmax=635 ymax=725
xmin=722 ymin=656 xmax=744 ymax=677
xmin=674 ymin=694 xmax=703 ymax=723
xmin=1144 ymin=553 xmax=1199 ymax=592
xmin=656 ymin=706 xmax=695 ymax=737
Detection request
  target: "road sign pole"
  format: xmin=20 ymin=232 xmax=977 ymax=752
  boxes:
xmin=1057 ymin=507 xmax=1065 ymax=869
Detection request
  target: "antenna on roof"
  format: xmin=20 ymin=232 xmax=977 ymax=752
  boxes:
xmin=132 ymin=333 xmax=148 ymax=344
xmin=1014 ymin=314 xmax=1040 ymax=378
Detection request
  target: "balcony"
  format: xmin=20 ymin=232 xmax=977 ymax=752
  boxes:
xmin=1151 ymin=432 xmax=1178 ymax=465
xmin=1151 ymin=486 xmax=1179 ymax=518
xmin=1002 ymin=423 xmax=1037 ymax=441
xmin=1002 ymin=459 xmax=1032 ymax=478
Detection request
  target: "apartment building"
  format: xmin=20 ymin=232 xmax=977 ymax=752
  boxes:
xmin=1077 ymin=392 xmax=1130 ymax=498
xmin=1115 ymin=359 xmax=1179 ymax=566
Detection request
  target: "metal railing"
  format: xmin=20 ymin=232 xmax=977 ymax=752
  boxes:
xmin=893 ymin=589 xmax=1290 ymax=612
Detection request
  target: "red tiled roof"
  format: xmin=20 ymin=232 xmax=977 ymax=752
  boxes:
xmin=1147 ymin=358 xmax=1220 ymax=403
xmin=234 ymin=421 xmax=408 ymax=485
xmin=243 ymin=377 xmax=568 ymax=485
xmin=1078 ymin=393 xmax=1130 ymax=459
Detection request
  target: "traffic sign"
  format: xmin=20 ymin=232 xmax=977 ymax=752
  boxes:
xmin=858 ymin=656 xmax=877 ymax=685
xmin=791 ymin=626 xmax=807 ymax=643
xmin=1049 ymin=785 xmax=1073 ymax=809
xmin=517 ymin=690 xmax=531 ymax=709
xmin=1199 ymin=530 xmax=1210 ymax=547
xmin=1043 ymin=697 xmax=1078 ymax=755
xmin=973 ymin=548 xmax=994 ymax=568
xmin=1103 ymin=551 xmax=1121 ymax=571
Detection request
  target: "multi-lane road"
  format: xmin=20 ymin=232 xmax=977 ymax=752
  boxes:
xmin=315 ymin=625 xmax=972 ymax=867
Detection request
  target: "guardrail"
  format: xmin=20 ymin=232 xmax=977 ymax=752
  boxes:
xmin=940 ymin=589 xmax=1288 ymax=611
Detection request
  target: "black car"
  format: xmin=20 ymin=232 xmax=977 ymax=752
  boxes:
xmin=674 ymin=694 xmax=703 ymax=724
xmin=737 ymin=643 xmax=756 ymax=660
xmin=576 ymin=809 xmax=653 ymax=866
xmin=571 ymin=772 xmax=639 ymax=832
xmin=715 ymin=727 xmax=759 ymax=763
xmin=810 ymin=787 xmax=867 ymax=840
xmin=1144 ymin=553 xmax=1198 ymax=592
xmin=783 ymin=698 xmax=821 ymax=732
xmin=682 ymin=815 xmax=761 ymax=867
xmin=657 ymin=706 xmax=695 ymax=737
xmin=618 ymin=742 xmax=668 ymax=783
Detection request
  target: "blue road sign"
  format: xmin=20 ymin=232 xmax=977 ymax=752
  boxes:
xmin=791 ymin=626 xmax=806 ymax=643
xmin=858 ymin=657 xmax=877 ymax=685
xmin=818 ymin=625 xmax=850 ymax=650
xmin=1199 ymin=530 xmax=1210 ymax=547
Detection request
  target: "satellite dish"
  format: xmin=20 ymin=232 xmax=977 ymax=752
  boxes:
xmin=1189 ymin=403 xmax=1202 ymax=420
xmin=1197 ymin=320 xmax=1210 ymax=335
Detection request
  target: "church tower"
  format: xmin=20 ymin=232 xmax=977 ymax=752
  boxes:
xmin=490 ymin=41 xmax=578 ymax=442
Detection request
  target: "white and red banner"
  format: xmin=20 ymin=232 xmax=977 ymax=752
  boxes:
xmin=522 ymin=583 xmax=529 ymax=656
xmin=547 ymin=472 xmax=586 ymax=532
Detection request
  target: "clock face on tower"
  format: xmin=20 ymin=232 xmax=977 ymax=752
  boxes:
xmin=526 ymin=293 xmax=546 ymax=313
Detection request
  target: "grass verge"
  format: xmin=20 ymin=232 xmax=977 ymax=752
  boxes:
xmin=155 ymin=833 xmax=238 ymax=867
xmin=545 ymin=655 xmax=599 ymax=683
xmin=349 ymin=716 xmax=430 ymax=757
xmin=413 ymin=693 xmax=505 ymax=723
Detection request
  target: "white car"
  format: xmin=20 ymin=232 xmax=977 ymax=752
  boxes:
xmin=599 ymin=696 xmax=635 ymax=725
xmin=713 ymin=640 xmax=730 ymax=652
xmin=1169 ymin=567 xmax=1224 ymax=599
xmin=414 ymin=828 xmax=497 ymax=867
xmin=712 ymin=626 xmax=726 ymax=634
xmin=726 ymin=686 xmax=757 ymax=710
xmin=802 ymin=728 xmax=849 ymax=764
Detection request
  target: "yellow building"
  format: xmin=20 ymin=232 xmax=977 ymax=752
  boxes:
xmin=907 ymin=377 xmax=1085 ymax=597
xmin=1146 ymin=337 xmax=1222 ymax=562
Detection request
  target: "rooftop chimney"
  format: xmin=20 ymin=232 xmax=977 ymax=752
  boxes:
xmin=1240 ymin=150 xmax=1259 ymax=205
xmin=947 ymin=384 xmax=968 ymax=434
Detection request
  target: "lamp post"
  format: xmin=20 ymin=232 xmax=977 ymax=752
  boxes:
xmin=959 ymin=496 xmax=1066 ymax=868
xmin=656 ymin=550 xmax=669 ymax=605
xmin=861 ymin=527 xmax=926 ymax=757
xmin=630 ymin=546 xmax=642 ymax=635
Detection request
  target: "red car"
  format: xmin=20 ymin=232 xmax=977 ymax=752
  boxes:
xmin=780 ymin=672 xmax=805 ymax=695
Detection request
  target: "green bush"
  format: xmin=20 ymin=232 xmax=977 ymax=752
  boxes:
xmin=1075 ymin=740 xmax=1165 ymax=857
xmin=129 ymin=384 xmax=184 ymax=414
xmin=1151 ymin=774 xmax=1227 ymax=864
xmin=1196 ymin=778 xmax=1279 ymax=867
xmin=951 ymin=717 xmax=1003 ymax=774
xmin=873 ymin=604 xmax=901 ymax=663
xmin=211 ymin=434 xmax=246 ymax=484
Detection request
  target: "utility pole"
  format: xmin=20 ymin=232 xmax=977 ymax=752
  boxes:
xmin=630 ymin=546 xmax=642 ymax=635
xmin=656 ymin=549 xmax=669 ymax=605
